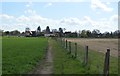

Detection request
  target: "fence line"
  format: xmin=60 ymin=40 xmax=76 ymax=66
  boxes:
xmin=84 ymin=46 xmax=88 ymax=66
xmin=103 ymin=48 xmax=110 ymax=76
xmin=54 ymin=37 xmax=110 ymax=75
xmin=74 ymin=43 xmax=77 ymax=58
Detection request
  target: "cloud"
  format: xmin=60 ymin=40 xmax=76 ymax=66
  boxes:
xmin=109 ymin=15 xmax=118 ymax=28
xmin=0 ymin=14 xmax=15 ymax=24
xmin=25 ymin=1 xmax=36 ymax=15
xmin=45 ymin=3 xmax=53 ymax=8
xmin=48 ymin=3 xmax=52 ymax=6
xmin=0 ymin=14 xmax=14 ymax=20
xmin=24 ymin=9 xmax=36 ymax=15
xmin=82 ymin=16 xmax=98 ymax=26
xmin=60 ymin=17 xmax=81 ymax=26
xmin=26 ymin=4 xmax=30 ymax=7
xmin=1 ymin=13 xmax=118 ymax=32
xmin=16 ymin=15 xmax=30 ymax=23
xmin=91 ymin=0 xmax=113 ymax=12
xmin=96 ymin=12 xmax=101 ymax=15
xmin=106 ymin=2 xmax=110 ymax=5
xmin=26 ymin=1 xmax=33 ymax=8
xmin=24 ymin=1 xmax=36 ymax=15
xmin=110 ymin=14 xmax=118 ymax=22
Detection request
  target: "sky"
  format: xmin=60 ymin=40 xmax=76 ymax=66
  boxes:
xmin=0 ymin=0 xmax=119 ymax=33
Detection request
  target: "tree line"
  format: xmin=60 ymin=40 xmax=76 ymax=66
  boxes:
xmin=77 ymin=29 xmax=120 ymax=38
xmin=1 ymin=28 xmax=120 ymax=38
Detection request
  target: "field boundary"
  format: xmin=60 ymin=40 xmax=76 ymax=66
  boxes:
xmin=52 ymin=37 xmax=118 ymax=75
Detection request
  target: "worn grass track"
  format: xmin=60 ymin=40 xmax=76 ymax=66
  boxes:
xmin=32 ymin=39 xmax=53 ymax=74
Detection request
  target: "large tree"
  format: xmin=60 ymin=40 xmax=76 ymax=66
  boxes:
xmin=4 ymin=31 xmax=10 ymax=36
xmin=81 ymin=30 xmax=88 ymax=38
xmin=59 ymin=28 xmax=63 ymax=37
xmin=37 ymin=26 xmax=41 ymax=32
xmin=36 ymin=26 xmax=41 ymax=36
xmin=103 ymin=32 xmax=110 ymax=38
xmin=92 ymin=29 xmax=100 ymax=38
xmin=113 ymin=30 xmax=120 ymax=38
xmin=86 ymin=30 xmax=92 ymax=38
xmin=10 ymin=30 xmax=20 ymax=36
xmin=45 ymin=26 xmax=50 ymax=34
xmin=59 ymin=28 xmax=63 ymax=33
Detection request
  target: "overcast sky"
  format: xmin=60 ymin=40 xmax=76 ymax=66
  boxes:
xmin=0 ymin=0 xmax=119 ymax=33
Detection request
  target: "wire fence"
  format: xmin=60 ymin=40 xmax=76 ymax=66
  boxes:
xmin=52 ymin=37 xmax=117 ymax=75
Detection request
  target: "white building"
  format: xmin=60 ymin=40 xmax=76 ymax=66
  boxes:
xmin=44 ymin=34 xmax=55 ymax=37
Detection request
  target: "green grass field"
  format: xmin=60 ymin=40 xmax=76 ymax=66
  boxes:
xmin=2 ymin=37 xmax=118 ymax=74
xmin=50 ymin=38 xmax=118 ymax=74
xmin=76 ymin=44 xmax=118 ymax=74
xmin=50 ymin=39 xmax=86 ymax=74
xmin=2 ymin=37 xmax=48 ymax=74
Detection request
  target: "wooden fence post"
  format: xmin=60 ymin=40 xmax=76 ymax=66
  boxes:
xmin=62 ymin=38 xmax=64 ymax=47
xmin=64 ymin=39 xmax=66 ymax=48
xmin=69 ymin=42 xmax=71 ymax=54
xmin=103 ymin=48 xmax=110 ymax=76
xmin=66 ymin=40 xmax=67 ymax=49
xmin=84 ymin=46 xmax=88 ymax=65
xmin=75 ymin=43 xmax=77 ymax=58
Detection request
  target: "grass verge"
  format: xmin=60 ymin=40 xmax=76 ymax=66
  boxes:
xmin=50 ymin=39 xmax=87 ymax=74
xmin=50 ymin=38 xmax=118 ymax=75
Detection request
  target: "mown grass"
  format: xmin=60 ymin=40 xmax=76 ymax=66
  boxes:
xmin=69 ymin=38 xmax=118 ymax=74
xmin=50 ymin=39 xmax=87 ymax=74
xmin=2 ymin=37 xmax=48 ymax=74
xmin=50 ymin=38 xmax=118 ymax=75
xmin=77 ymin=45 xmax=118 ymax=74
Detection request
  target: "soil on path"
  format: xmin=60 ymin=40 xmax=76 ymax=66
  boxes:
xmin=31 ymin=40 xmax=53 ymax=74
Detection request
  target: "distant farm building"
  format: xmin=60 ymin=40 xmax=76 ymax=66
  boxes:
xmin=25 ymin=26 xmax=41 ymax=37
xmin=24 ymin=26 xmax=66 ymax=37
xmin=25 ymin=31 xmax=32 ymax=37
xmin=44 ymin=33 xmax=55 ymax=37
xmin=31 ymin=31 xmax=37 ymax=37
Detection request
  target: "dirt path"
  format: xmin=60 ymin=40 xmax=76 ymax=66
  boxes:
xmin=32 ymin=40 xmax=53 ymax=74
